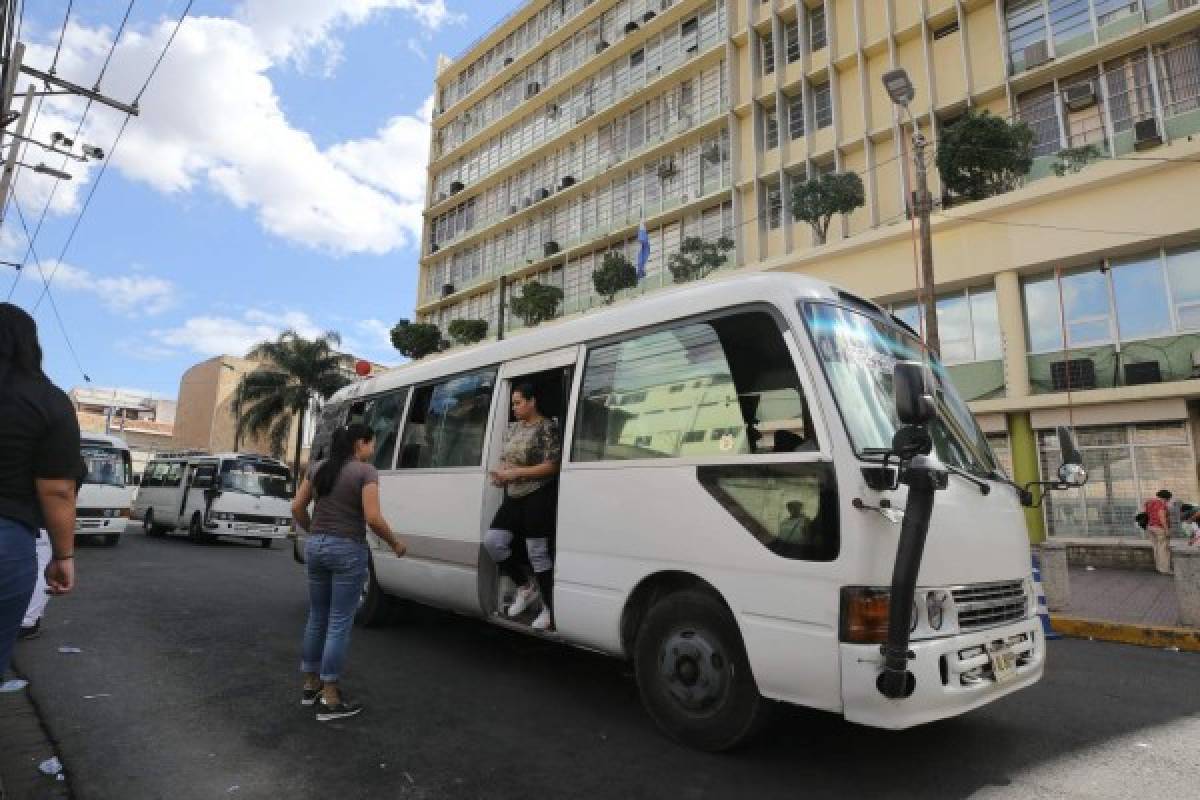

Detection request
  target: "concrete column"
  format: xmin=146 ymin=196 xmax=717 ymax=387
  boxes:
xmin=1009 ymin=411 xmax=1047 ymax=544
xmin=994 ymin=270 xmax=1030 ymax=399
xmin=1172 ymin=547 xmax=1200 ymax=627
xmin=1040 ymin=540 xmax=1070 ymax=611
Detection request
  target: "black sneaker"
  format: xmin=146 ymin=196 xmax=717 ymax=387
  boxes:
xmin=315 ymin=697 xmax=363 ymax=722
xmin=17 ymin=620 xmax=40 ymax=640
xmin=301 ymin=682 xmax=323 ymax=707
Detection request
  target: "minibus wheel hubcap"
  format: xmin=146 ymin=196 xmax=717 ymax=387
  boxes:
xmin=660 ymin=630 xmax=726 ymax=710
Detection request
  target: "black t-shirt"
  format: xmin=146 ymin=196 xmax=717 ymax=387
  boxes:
xmin=0 ymin=371 xmax=81 ymax=532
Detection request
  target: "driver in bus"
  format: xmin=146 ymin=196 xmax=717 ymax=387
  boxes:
xmin=484 ymin=382 xmax=562 ymax=632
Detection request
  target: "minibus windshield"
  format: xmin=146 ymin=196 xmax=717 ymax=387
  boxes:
xmin=219 ymin=461 xmax=291 ymax=499
xmin=802 ymin=302 xmax=998 ymax=477
xmin=81 ymin=446 xmax=130 ymax=487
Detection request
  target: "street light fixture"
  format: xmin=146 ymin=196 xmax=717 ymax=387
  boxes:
xmin=882 ymin=67 xmax=940 ymax=356
xmin=22 ymin=162 xmax=72 ymax=180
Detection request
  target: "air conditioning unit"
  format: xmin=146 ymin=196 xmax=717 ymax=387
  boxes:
xmin=683 ymin=34 xmax=699 ymax=53
xmin=436 ymin=191 xmax=448 ymax=202
xmin=441 ymin=283 xmax=455 ymax=298
xmin=1023 ymin=40 xmax=1050 ymax=69
xmin=449 ymin=180 xmax=465 ymax=194
xmin=1124 ymin=361 xmax=1163 ymax=385
xmin=1050 ymin=358 xmax=1097 ymax=391
xmin=559 ymin=175 xmax=576 ymax=189
xmin=624 ymin=21 xmax=640 ymax=35
xmin=643 ymin=10 xmax=657 ymax=23
xmin=1064 ymin=81 xmax=1097 ymax=111
xmin=430 ymin=242 xmax=440 ymax=253
xmin=535 ymin=187 xmax=551 ymax=202
xmin=503 ymin=56 xmax=514 ymax=66
xmin=526 ymin=81 xmax=541 ymax=99
xmin=543 ymin=241 xmax=561 ymax=257
xmin=1134 ymin=117 xmax=1163 ymax=150
xmin=595 ymin=40 xmax=610 ymax=54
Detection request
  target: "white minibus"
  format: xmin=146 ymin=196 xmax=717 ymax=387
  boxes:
xmin=76 ymin=434 xmax=135 ymax=546
xmin=296 ymin=273 xmax=1085 ymax=750
xmin=133 ymin=452 xmax=293 ymax=548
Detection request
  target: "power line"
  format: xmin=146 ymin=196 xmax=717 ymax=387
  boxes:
xmin=49 ymin=0 xmax=73 ymax=75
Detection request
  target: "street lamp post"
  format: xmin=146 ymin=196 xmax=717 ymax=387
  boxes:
xmin=882 ymin=68 xmax=940 ymax=357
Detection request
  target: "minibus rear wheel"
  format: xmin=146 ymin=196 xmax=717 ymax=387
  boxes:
xmin=634 ymin=589 xmax=768 ymax=752
xmin=143 ymin=510 xmax=161 ymax=537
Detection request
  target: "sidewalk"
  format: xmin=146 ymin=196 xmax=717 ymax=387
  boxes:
xmin=0 ymin=668 xmax=70 ymax=800
xmin=1050 ymin=565 xmax=1200 ymax=652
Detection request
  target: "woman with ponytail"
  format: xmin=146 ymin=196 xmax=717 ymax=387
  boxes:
xmin=291 ymin=422 xmax=406 ymax=721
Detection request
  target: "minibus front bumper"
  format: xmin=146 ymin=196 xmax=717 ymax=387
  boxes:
xmin=74 ymin=515 xmax=127 ymax=536
xmin=205 ymin=520 xmax=291 ymax=539
xmin=839 ymin=616 xmax=1044 ymax=729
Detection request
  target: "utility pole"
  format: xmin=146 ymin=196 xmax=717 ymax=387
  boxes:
xmin=911 ymin=128 xmax=940 ymax=356
xmin=0 ymin=41 xmax=29 ymax=226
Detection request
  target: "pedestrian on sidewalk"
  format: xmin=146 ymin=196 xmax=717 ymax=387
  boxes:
xmin=291 ymin=422 xmax=407 ymax=722
xmin=0 ymin=303 xmax=80 ymax=682
xmin=1143 ymin=489 xmax=1173 ymax=575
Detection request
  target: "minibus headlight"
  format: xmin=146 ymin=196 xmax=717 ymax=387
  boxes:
xmin=840 ymin=587 xmax=892 ymax=644
xmin=214 ymin=512 xmax=232 ymax=521
xmin=926 ymin=591 xmax=948 ymax=630
xmin=277 ymin=517 xmax=291 ymax=526
xmin=118 ymin=508 xmax=130 ymax=518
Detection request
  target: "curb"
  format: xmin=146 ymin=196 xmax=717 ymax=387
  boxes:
xmin=1050 ymin=615 xmax=1200 ymax=652
xmin=0 ymin=669 xmax=70 ymax=800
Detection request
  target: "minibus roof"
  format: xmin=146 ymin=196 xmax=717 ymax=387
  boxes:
xmin=336 ymin=272 xmax=875 ymax=403
xmin=80 ymin=433 xmax=130 ymax=450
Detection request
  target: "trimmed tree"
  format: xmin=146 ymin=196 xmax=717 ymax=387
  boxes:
xmin=390 ymin=319 xmax=446 ymax=360
xmin=790 ymin=172 xmax=865 ymax=245
xmin=447 ymin=318 xmax=488 ymax=345
xmin=510 ymin=281 xmax=563 ymax=327
xmin=592 ymin=251 xmax=638 ymax=304
xmin=668 ymin=236 xmax=735 ymax=283
xmin=936 ymin=109 xmax=1034 ymax=202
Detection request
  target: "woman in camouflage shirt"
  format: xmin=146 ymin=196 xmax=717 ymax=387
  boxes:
xmin=484 ymin=383 xmax=562 ymax=631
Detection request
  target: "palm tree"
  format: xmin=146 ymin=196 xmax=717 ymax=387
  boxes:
xmin=235 ymin=330 xmax=351 ymax=481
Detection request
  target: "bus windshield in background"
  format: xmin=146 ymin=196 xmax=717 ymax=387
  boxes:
xmin=219 ymin=461 xmax=291 ymax=499
xmin=81 ymin=447 xmax=131 ymax=487
xmin=801 ymin=302 xmax=998 ymax=477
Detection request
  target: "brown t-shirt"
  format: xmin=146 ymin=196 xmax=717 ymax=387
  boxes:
xmin=307 ymin=459 xmax=379 ymax=541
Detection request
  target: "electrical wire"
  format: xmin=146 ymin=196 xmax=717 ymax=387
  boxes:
xmin=49 ymin=0 xmax=73 ymax=75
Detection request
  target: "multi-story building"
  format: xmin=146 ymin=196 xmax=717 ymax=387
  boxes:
xmin=418 ymin=0 xmax=1200 ymax=543
xmin=70 ymin=387 xmax=176 ymax=473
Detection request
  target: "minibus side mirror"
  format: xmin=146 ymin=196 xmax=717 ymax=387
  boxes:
xmin=1055 ymin=426 xmax=1088 ymax=488
xmin=893 ymin=361 xmax=936 ymax=426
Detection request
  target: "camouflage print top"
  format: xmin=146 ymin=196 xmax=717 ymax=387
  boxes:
xmin=501 ymin=417 xmax=561 ymax=499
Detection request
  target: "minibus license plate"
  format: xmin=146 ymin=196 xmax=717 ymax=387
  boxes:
xmin=988 ymin=643 xmax=1017 ymax=684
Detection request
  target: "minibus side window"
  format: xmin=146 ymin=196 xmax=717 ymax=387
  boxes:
xmin=163 ymin=462 xmax=184 ymax=488
xmin=398 ymin=369 xmax=497 ymax=469
xmin=358 ymin=390 xmax=409 ymax=470
xmin=142 ymin=462 xmax=163 ymax=488
xmin=573 ymin=311 xmax=815 ymax=461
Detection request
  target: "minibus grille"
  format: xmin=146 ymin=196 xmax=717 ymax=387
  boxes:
xmin=232 ymin=513 xmax=279 ymax=525
xmin=952 ymin=581 xmax=1027 ymax=631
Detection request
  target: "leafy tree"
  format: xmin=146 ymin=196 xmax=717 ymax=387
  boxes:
xmin=510 ymin=281 xmax=563 ymax=327
xmin=790 ymin=172 xmax=865 ymax=245
xmin=1052 ymin=144 xmax=1102 ymax=177
xmin=390 ymin=319 xmax=446 ymax=360
xmin=667 ymin=236 xmax=735 ymax=283
xmin=936 ymin=109 xmax=1033 ymax=202
xmin=592 ymin=251 xmax=638 ymax=304
xmin=447 ymin=318 xmax=488 ymax=345
xmin=236 ymin=330 xmax=351 ymax=480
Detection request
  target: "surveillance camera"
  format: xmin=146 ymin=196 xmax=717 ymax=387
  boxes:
xmin=82 ymin=144 xmax=105 ymax=160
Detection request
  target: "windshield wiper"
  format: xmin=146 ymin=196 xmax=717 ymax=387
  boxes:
xmin=944 ymin=464 xmax=990 ymax=495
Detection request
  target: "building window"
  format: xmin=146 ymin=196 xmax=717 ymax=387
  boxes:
xmin=572 ymin=310 xmax=815 ymax=461
xmin=762 ymin=104 xmax=779 ymax=149
xmin=1104 ymin=50 xmax=1155 ymax=133
xmin=986 ymin=433 xmax=1014 ymax=478
xmin=764 ymin=180 xmax=783 ymax=229
xmin=813 ymin=81 xmax=832 ymax=129
xmin=1039 ymin=422 xmax=1199 ymax=538
xmin=785 ymin=19 xmax=802 ymax=63
xmin=1167 ymin=244 xmax=1200 ymax=330
xmin=809 ymin=4 xmax=827 ymax=52
xmin=760 ymin=30 xmax=775 ymax=76
xmin=893 ymin=286 xmax=1002 ymax=365
xmin=1155 ymin=33 xmax=1200 ymax=119
xmin=630 ymin=48 xmax=644 ymax=67
xmin=787 ymin=92 xmax=805 ymax=140
xmin=1005 ymin=0 xmax=1050 ymax=72
xmin=1017 ymin=84 xmax=1061 ymax=156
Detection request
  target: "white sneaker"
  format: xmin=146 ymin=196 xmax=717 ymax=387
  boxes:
xmin=531 ymin=606 xmax=553 ymax=631
xmin=507 ymin=585 xmax=540 ymax=617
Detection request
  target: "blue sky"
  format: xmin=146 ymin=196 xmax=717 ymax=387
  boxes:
xmin=6 ymin=1 xmax=511 ymax=398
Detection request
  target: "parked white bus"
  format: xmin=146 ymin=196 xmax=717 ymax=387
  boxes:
xmin=76 ymin=434 xmax=135 ymax=546
xmin=297 ymin=273 xmax=1085 ymax=750
xmin=133 ymin=453 xmax=293 ymax=548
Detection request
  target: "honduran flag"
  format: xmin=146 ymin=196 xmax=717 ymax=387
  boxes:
xmin=636 ymin=219 xmax=650 ymax=281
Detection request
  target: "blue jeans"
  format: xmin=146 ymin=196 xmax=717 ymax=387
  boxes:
xmin=0 ymin=517 xmax=37 ymax=677
xmin=301 ymin=534 xmax=369 ymax=683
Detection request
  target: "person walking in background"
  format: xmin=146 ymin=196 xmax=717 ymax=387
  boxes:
xmin=484 ymin=383 xmax=562 ymax=631
xmin=0 ymin=303 xmax=81 ymax=684
xmin=20 ymin=459 xmax=87 ymax=640
xmin=291 ymin=423 xmax=407 ymax=722
xmin=1144 ymin=488 xmax=1173 ymax=575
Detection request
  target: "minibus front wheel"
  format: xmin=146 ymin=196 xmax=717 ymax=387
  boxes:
xmin=355 ymin=555 xmax=396 ymax=628
xmin=634 ymin=589 xmax=768 ymax=752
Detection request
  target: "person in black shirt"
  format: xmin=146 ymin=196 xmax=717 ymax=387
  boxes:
xmin=0 ymin=303 xmax=80 ymax=681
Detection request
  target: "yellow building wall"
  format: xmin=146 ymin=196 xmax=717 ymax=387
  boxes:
xmin=863 ymin=3 xmax=889 ymax=48
xmin=933 ymin=30 xmax=967 ymax=105
xmin=895 ymin=36 xmax=929 ymax=116
xmin=866 ymin=51 xmax=896 ymax=135
xmin=837 ymin=67 xmax=866 ymax=140
xmin=893 ymin=0 xmax=922 ymax=33
xmin=966 ymin=2 xmax=1007 ymax=92
xmin=833 ymin=1 xmax=858 ymax=61
xmin=842 ymin=145 xmax=871 ymax=235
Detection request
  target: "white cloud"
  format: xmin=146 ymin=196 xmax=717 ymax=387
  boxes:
xmin=49 ymin=262 xmax=177 ymax=316
xmin=15 ymin=2 xmax=460 ymax=255
xmin=152 ymin=308 xmax=326 ymax=358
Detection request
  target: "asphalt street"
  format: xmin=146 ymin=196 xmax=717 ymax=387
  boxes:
xmin=11 ymin=528 xmax=1200 ymax=800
